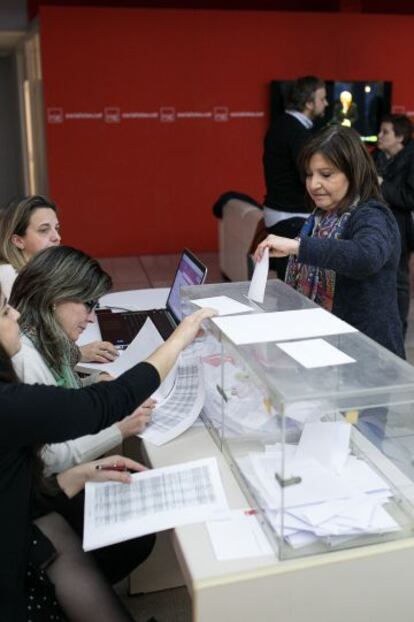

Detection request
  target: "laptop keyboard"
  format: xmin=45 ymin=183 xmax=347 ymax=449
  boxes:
xmin=125 ymin=310 xmax=175 ymax=341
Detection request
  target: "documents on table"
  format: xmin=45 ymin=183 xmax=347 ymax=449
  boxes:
xmin=83 ymin=457 xmax=229 ymax=551
xmin=191 ymin=295 xmax=254 ymax=316
xmin=81 ymin=318 xmax=177 ymax=401
xmin=237 ymin=420 xmax=400 ymax=550
xmin=213 ymin=307 xmax=357 ymax=345
xmin=140 ymin=358 xmax=204 ymax=446
xmin=206 ymin=509 xmax=274 ymax=560
xmin=276 ymin=338 xmax=356 ymax=368
xmin=247 ymin=247 xmax=269 ymax=304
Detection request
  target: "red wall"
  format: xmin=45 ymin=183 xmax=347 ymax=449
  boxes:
xmin=40 ymin=7 xmax=414 ymax=256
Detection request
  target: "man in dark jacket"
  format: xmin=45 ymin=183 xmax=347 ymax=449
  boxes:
xmin=262 ymin=75 xmax=328 ymax=279
xmin=374 ymin=114 xmax=414 ymax=335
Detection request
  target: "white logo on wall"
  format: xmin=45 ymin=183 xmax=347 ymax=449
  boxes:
xmin=214 ymin=106 xmax=229 ymax=122
xmin=160 ymin=107 xmax=176 ymax=122
xmin=392 ymin=105 xmax=406 ymax=114
xmin=47 ymin=106 xmax=265 ymax=124
xmin=104 ymin=107 xmax=121 ymax=123
xmin=47 ymin=108 xmax=64 ymax=124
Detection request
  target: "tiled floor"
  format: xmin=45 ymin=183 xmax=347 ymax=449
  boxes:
xmin=98 ymin=251 xmax=225 ymax=291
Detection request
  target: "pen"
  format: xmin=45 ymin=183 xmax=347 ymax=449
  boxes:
xmin=95 ymin=464 xmax=130 ymax=472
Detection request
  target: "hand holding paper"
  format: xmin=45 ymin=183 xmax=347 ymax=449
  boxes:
xmin=254 ymin=235 xmax=300 ymax=261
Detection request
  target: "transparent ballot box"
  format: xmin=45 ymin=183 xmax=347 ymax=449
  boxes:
xmin=181 ymin=279 xmax=414 ymax=561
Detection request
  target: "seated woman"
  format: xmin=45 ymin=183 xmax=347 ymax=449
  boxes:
xmin=0 ymin=284 xmax=214 ymax=620
xmin=10 ymin=245 xmax=159 ymax=585
xmin=255 ymin=124 xmax=404 ymax=358
xmin=0 ymin=194 xmax=118 ymax=363
xmin=11 ymin=245 xmax=155 ymax=474
xmin=0 ymin=195 xmax=60 ymax=298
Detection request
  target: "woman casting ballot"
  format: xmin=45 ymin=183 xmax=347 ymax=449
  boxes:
xmin=254 ymin=125 xmax=404 ymax=358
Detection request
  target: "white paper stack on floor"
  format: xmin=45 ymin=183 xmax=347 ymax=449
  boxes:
xmin=237 ymin=421 xmax=400 ymax=549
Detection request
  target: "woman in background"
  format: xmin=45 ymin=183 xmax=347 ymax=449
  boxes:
xmin=0 ymin=194 xmax=118 ymax=363
xmin=0 ymin=283 xmax=214 ymax=621
xmin=255 ymin=124 xmax=404 ymax=357
xmin=373 ymin=113 xmax=414 ymax=336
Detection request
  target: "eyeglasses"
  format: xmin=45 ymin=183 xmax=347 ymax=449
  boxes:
xmin=83 ymin=299 xmax=99 ymax=313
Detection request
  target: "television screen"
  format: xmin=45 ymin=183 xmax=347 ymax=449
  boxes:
xmin=270 ymin=80 xmax=392 ymax=143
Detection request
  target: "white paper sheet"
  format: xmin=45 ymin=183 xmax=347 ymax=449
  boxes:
xmin=80 ymin=318 xmax=177 ymax=401
xmin=191 ymin=295 xmax=254 ymax=316
xmin=277 ymin=338 xmax=356 ymax=368
xmin=250 ymin=454 xmax=354 ymax=509
xmin=140 ymin=360 xmax=205 ymax=446
xmin=296 ymin=421 xmax=351 ymax=474
xmin=239 ymin=446 xmax=398 ymax=549
xmin=247 ymin=247 xmax=269 ymax=303
xmin=206 ymin=509 xmax=274 ymax=560
xmin=213 ymin=308 xmax=357 ymax=346
xmin=83 ymin=457 xmax=229 ymax=551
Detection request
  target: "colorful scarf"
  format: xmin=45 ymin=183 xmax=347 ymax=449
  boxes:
xmin=285 ymin=207 xmax=353 ymax=311
xmin=22 ymin=325 xmax=82 ymax=389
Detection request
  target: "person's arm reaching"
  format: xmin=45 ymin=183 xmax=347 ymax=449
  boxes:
xmin=146 ymin=307 xmax=216 ymax=380
xmin=0 ymin=308 xmax=215 ymax=448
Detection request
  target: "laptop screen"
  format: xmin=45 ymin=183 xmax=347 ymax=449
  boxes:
xmin=166 ymin=249 xmax=207 ymax=323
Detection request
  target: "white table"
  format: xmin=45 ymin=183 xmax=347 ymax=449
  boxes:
xmin=76 ymin=288 xmax=169 ymax=373
xmin=80 ymin=288 xmax=414 ymax=622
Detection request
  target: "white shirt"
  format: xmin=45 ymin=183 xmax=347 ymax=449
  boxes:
xmin=285 ymin=109 xmax=313 ymax=129
xmin=12 ymin=334 xmax=122 ymax=476
xmin=0 ymin=263 xmax=17 ymax=299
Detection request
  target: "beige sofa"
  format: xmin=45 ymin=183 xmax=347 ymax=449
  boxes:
xmin=218 ymin=198 xmax=264 ymax=281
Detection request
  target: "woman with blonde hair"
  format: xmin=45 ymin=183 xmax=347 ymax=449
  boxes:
xmin=10 ymin=244 xmax=159 ymax=587
xmin=11 ymin=245 xmax=155 ymax=472
xmin=0 ymin=194 xmax=118 ymax=363
xmin=0 ymin=194 xmax=60 ymax=297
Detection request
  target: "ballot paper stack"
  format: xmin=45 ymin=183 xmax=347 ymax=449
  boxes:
xmin=237 ymin=421 xmax=401 ymax=550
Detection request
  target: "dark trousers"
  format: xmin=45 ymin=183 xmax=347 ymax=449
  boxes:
xmin=397 ymin=267 xmax=410 ymax=338
xmin=266 ymin=216 xmax=307 ymax=280
xmin=53 ymin=489 xmax=156 ymax=585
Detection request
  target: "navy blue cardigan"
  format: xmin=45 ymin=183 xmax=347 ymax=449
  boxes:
xmin=298 ymin=200 xmax=405 ymax=358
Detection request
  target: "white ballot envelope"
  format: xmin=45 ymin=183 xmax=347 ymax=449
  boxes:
xmin=248 ymin=247 xmax=269 ymax=303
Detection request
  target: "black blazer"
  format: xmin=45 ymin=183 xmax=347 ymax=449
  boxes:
xmin=263 ymin=112 xmax=312 ymax=213
xmin=373 ymin=140 xmax=414 ymax=269
xmin=0 ymin=361 xmax=159 ymax=621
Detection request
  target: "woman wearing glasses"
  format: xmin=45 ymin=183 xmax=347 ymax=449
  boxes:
xmin=10 ymin=245 xmax=155 ymax=472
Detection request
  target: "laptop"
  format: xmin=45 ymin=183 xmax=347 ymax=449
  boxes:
xmin=96 ymin=249 xmax=207 ymax=348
